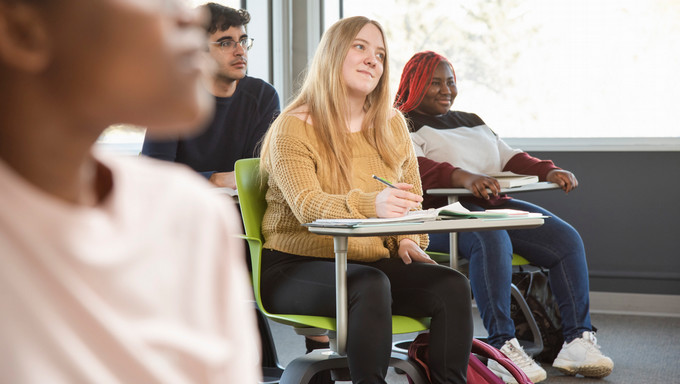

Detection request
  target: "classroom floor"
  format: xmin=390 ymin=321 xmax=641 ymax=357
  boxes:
xmin=266 ymin=308 xmax=680 ymax=384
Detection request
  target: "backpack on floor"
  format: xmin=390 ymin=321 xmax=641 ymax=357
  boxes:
xmin=406 ymin=333 xmax=533 ymax=384
xmin=511 ymin=267 xmax=564 ymax=363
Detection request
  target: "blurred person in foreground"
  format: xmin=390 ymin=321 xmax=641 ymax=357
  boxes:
xmin=0 ymin=0 xmax=259 ymax=382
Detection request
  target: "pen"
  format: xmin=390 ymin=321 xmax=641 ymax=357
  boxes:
xmin=372 ymin=174 xmax=398 ymax=189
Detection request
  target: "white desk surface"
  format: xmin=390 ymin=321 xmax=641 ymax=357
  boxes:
xmin=427 ymin=181 xmax=559 ymax=196
xmin=307 ymin=216 xmax=544 ymax=237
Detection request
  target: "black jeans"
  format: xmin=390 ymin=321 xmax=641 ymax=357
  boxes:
xmin=261 ymin=249 xmax=473 ymax=384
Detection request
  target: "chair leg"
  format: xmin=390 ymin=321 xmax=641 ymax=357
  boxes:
xmin=510 ymin=283 xmax=544 ymax=356
xmin=278 ymin=351 xmax=430 ymax=384
xmin=279 ymin=351 xmax=350 ymax=384
xmin=390 ymin=353 xmax=430 ymax=384
xmin=254 ymin=305 xmax=285 ymax=383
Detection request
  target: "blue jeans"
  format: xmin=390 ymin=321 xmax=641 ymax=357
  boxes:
xmin=428 ymin=199 xmax=592 ymax=348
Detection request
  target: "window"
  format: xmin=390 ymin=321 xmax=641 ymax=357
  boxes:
xmin=97 ymin=0 xmax=248 ymax=155
xmin=340 ymin=0 xmax=680 ymax=139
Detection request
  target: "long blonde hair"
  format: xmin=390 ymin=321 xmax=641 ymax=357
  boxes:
xmin=260 ymin=16 xmax=401 ymax=192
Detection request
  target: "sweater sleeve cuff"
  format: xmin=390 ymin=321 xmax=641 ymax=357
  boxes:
xmin=358 ymin=191 xmax=379 ymax=218
xmin=384 ymin=234 xmax=427 ymax=257
xmin=397 ymin=234 xmax=428 ymax=251
xmin=418 ymin=156 xmax=458 ymax=190
xmin=504 ymin=152 xmax=560 ymax=181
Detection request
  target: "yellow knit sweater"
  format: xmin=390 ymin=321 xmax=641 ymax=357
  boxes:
xmin=262 ymin=113 xmax=429 ymax=262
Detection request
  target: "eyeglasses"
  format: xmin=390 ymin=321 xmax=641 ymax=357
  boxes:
xmin=209 ymin=38 xmax=254 ymax=51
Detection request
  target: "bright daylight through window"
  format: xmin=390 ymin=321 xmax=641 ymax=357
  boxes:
xmin=97 ymin=0 xmax=241 ymax=155
xmin=342 ymin=0 xmax=680 ymax=138
xmin=98 ymin=0 xmax=680 ymax=154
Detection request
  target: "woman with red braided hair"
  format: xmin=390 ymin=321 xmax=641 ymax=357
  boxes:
xmin=395 ymin=51 xmax=614 ymax=383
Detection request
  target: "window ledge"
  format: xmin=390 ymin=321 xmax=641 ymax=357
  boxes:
xmin=502 ymin=137 xmax=680 ymax=152
xmin=94 ymin=137 xmax=680 ymax=156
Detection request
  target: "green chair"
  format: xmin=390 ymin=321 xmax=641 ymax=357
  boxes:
xmin=234 ymin=158 xmax=431 ymax=384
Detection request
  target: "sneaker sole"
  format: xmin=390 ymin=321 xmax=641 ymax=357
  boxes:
xmin=488 ymin=366 xmax=547 ymax=383
xmin=488 ymin=369 xmax=519 ymax=384
xmin=553 ymin=363 xmax=613 ymax=378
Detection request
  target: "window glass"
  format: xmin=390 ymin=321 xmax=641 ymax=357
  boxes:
xmin=98 ymin=0 xmax=243 ymax=153
xmin=341 ymin=0 xmax=680 ymax=138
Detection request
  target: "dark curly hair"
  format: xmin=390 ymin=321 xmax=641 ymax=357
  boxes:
xmin=202 ymin=2 xmax=250 ymax=34
xmin=394 ymin=51 xmax=456 ymax=114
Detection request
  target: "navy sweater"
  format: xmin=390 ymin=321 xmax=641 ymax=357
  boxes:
xmin=142 ymin=76 xmax=280 ymax=178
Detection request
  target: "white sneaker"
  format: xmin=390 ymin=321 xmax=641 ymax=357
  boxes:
xmin=553 ymin=331 xmax=614 ymax=378
xmin=488 ymin=338 xmax=547 ymax=383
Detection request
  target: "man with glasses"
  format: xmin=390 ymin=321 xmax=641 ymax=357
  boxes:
xmin=142 ymin=3 xmax=279 ymax=190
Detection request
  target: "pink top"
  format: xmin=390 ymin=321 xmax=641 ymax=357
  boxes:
xmin=0 ymin=153 xmax=259 ymax=384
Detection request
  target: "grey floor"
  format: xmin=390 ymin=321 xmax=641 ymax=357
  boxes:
xmin=266 ymin=308 xmax=680 ymax=384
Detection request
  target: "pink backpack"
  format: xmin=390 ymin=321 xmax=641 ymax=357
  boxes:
xmin=407 ymin=333 xmax=533 ymax=384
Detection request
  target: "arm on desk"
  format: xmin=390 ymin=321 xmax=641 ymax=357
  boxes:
xmin=418 ymin=156 xmax=457 ymax=190
xmin=418 ymin=157 xmax=502 ymax=201
xmin=546 ymin=170 xmax=578 ymax=193
xmin=503 ymin=153 xmax=577 ymax=193
xmin=503 ymin=152 xmax=559 ymax=181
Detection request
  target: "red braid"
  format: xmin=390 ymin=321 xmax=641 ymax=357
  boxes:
xmin=394 ymin=51 xmax=455 ymax=113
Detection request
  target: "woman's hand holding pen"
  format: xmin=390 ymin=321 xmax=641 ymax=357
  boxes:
xmin=375 ymin=183 xmax=423 ymax=218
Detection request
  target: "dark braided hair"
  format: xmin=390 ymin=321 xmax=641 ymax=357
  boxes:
xmin=394 ymin=51 xmax=456 ymax=113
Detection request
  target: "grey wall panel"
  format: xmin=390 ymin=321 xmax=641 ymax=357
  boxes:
xmin=515 ymin=151 xmax=680 ymax=295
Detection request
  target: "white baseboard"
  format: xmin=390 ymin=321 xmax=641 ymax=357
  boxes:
xmin=589 ymin=292 xmax=680 ymax=317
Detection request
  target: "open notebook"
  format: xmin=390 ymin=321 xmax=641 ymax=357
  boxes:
xmin=304 ymin=202 xmax=545 ymax=228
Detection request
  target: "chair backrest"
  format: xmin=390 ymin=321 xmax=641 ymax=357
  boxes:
xmin=234 ymin=158 xmax=269 ymax=310
xmin=235 ymin=158 xmax=267 ymax=243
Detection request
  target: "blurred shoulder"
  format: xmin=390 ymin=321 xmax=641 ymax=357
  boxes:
xmin=99 ymin=154 xmax=232 ymax=217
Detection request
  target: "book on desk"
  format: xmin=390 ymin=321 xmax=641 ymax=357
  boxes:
xmin=304 ymin=202 xmax=546 ymax=228
xmin=489 ymin=172 xmax=539 ymax=188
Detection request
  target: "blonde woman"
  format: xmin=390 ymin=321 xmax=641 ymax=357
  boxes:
xmin=259 ymin=17 xmax=473 ymax=384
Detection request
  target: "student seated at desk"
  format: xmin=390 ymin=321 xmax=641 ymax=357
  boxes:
xmin=141 ymin=3 xmax=280 ymax=189
xmin=0 ymin=0 xmax=258 ymax=382
xmin=394 ymin=50 xmax=613 ymax=383
xmin=259 ymin=18 xmax=473 ymax=384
